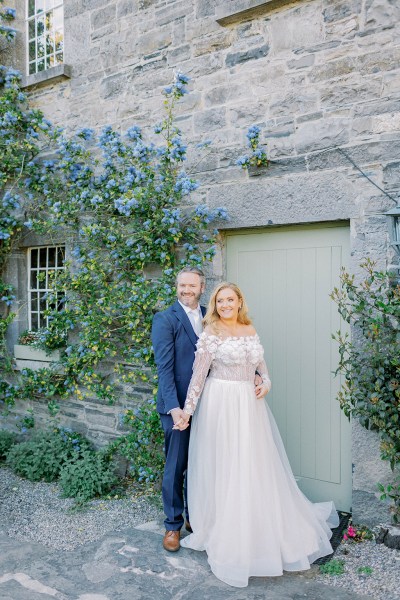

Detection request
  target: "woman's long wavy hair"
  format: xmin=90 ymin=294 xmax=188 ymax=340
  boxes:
xmin=203 ymin=282 xmax=252 ymax=333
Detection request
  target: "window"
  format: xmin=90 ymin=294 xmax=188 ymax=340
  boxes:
xmin=28 ymin=246 xmax=65 ymax=330
xmin=27 ymin=0 xmax=64 ymax=75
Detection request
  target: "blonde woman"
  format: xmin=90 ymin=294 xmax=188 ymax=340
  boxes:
xmin=175 ymin=282 xmax=339 ymax=588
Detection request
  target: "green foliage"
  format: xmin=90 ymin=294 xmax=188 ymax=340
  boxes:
xmin=59 ymin=448 xmax=118 ymax=505
xmin=357 ymin=566 xmax=373 ymax=576
xmin=0 ymin=429 xmax=17 ymax=459
xmin=319 ymin=559 xmax=345 ymax=576
xmin=378 ymin=475 xmax=400 ymax=524
xmin=332 ymin=260 xmax=400 ymax=522
xmin=6 ymin=428 xmax=91 ymax=482
xmin=0 ymin=2 xmax=16 ymax=41
xmin=109 ymin=404 xmax=164 ymax=486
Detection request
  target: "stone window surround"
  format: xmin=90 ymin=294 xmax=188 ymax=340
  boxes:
xmin=21 ymin=62 xmax=71 ymax=89
xmin=27 ymin=244 xmax=65 ymax=331
xmin=27 ymin=0 xmax=64 ymax=76
xmin=216 ymin=0 xmax=304 ymax=25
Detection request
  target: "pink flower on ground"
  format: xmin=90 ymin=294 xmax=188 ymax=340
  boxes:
xmin=347 ymin=526 xmax=356 ymax=537
xmin=343 ymin=534 xmax=348 ymax=540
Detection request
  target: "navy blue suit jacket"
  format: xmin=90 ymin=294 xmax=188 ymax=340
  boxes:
xmin=152 ymin=301 xmax=206 ymax=415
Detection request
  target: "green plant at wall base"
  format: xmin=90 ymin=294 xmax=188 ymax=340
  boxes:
xmin=319 ymin=559 xmax=345 ymax=576
xmin=108 ymin=404 xmax=164 ymax=487
xmin=331 ymin=260 xmax=400 ymax=522
xmin=59 ymin=448 xmax=119 ymax=505
xmin=0 ymin=429 xmax=17 ymax=459
xmin=6 ymin=427 xmax=91 ymax=482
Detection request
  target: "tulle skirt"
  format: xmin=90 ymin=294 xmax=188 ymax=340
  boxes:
xmin=180 ymin=377 xmax=339 ymax=588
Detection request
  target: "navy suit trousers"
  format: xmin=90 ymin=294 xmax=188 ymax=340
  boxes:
xmin=160 ymin=413 xmax=191 ymax=530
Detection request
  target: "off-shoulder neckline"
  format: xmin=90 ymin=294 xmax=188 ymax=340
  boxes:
xmin=201 ymin=332 xmax=259 ymax=341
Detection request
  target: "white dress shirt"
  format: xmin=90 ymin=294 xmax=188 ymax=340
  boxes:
xmin=178 ymin=301 xmax=203 ymax=336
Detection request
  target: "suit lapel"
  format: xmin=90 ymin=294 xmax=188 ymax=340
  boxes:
xmin=172 ymin=301 xmax=198 ymax=347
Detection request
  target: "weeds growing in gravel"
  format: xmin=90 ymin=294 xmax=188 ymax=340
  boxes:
xmin=319 ymin=559 xmax=345 ymax=575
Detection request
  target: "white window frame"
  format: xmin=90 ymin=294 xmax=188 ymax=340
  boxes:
xmin=27 ymin=245 xmax=65 ymax=331
xmin=26 ymin=0 xmax=64 ymax=76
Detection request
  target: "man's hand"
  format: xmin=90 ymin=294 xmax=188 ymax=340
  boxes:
xmin=170 ymin=407 xmax=185 ymax=426
xmin=254 ymin=373 xmax=262 ymax=387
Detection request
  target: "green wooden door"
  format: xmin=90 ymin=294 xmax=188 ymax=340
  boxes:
xmin=227 ymin=224 xmax=351 ymax=511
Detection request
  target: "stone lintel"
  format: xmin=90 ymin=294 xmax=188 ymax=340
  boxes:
xmin=21 ymin=64 xmax=72 ymax=90
xmin=216 ymin=0 xmax=301 ymax=25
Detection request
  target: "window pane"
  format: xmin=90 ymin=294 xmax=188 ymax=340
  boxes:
xmin=28 ymin=0 xmax=36 ymax=17
xmin=57 ymin=247 xmax=65 ymax=267
xmin=45 ymin=11 xmax=53 ymax=32
xmin=28 ymin=20 xmax=35 ymax=39
xmin=48 ymin=248 xmax=56 ymax=270
xmin=39 ymin=294 xmax=47 ymax=313
xmin=30 ymin=248 xmax=38 ymax=269
xmin=46 ymin=33 xmax=54 ymax=55
xmin=36 ymin=0 xmax=45 ymax=14
xmin=31 ymin=313 xmax=38 ymax=330
xmin=30 ymin=270 xmax=38 ymax=289
xmin=55 ymin=36 xmax=63 ymax=52
xmin=53 ymin=7 xmax=63 ymax=30
xmin=55 ymin=51 xmax=63 ymax=64
xmin=46 ymin=0 xmax=55 ymax=9
xmin=29 ymin=62 xmax=36 ymax=75
xmin=38 ymin=272 xmax=46 ymax=289
xmin=37 ymin=17 xmax=45 ymax=36
xmin=37 ymin=35 xmax=45 ymax=57
xmin=45 ymin=56 xmax=51 ymax=69
xmin=29 ymin=40 xmax=36 ymax=61
xmin=39 ymin=248 xmax=47 ymax=268
xmin=29 ymin=293 xmax=37 ymax=312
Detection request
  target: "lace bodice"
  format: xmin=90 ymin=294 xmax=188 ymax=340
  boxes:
xmin=183 ymin=332 xmax=271 ymax=415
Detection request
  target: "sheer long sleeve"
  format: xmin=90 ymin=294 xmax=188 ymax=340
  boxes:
xmin=183 ymin=333 xmax=216 ymax=416
xmin=257 ymin=357 xmax=272 ymax=393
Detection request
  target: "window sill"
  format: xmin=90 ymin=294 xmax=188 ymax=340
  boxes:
xmin=216 ymin=0 xmax=300 ymax=25
xmin=21 ymin=64 xmax=72 ymax=90
xmin=14 ymin=344 xmax=64 ymax=371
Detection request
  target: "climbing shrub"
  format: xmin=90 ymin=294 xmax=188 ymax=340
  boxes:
xmin=331 ymin=260 xmax=400 ymax=521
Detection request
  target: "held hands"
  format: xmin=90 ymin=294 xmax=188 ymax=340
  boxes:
xmin=170 ymin=407 xmax=190 ymax=431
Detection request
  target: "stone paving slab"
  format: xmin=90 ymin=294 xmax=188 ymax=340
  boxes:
xmin=0 ymin=524 xmax=375 ymax=600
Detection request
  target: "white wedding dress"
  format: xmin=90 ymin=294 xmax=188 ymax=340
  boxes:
xmin=180 ymin=332 xmax=339 ymax=588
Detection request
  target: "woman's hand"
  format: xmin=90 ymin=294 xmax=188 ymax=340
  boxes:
xmin=255 ymin=382 xmax=270 ymax=399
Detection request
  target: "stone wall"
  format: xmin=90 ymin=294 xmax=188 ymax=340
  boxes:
xmin=4 ymin=0 xmax=400 ymax=522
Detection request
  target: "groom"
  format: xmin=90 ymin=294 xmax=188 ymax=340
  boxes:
xmin=151 ymin=266 xmax=206 ymax=552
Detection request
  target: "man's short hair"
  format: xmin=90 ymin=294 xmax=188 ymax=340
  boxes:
xmin=175 ymin=266 xmax=206 ymax=286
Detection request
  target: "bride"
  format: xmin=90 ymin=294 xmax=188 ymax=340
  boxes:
xmin=173 ymin=282 xmax=339 ymax=588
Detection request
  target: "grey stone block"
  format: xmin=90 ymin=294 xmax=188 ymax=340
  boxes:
xmin=309 ymin=57 xmax=357 ymax=83
xmin=323 ymin=0 xmax=362 ymax=23
xmin=167 ymin=44 xmax=191 ymax=65
xmin=294 ymin=118 xmax=350 ymax=154
xmin=287 ymin=54 xmax=315 ymax=70
xmin=193 ymin=108 xmax=226 ymax=133
xmin=99 ymin=72 xmax=127 ymax=99
xmin=91 ymin=5 xmax=116 ymax=30
xmin=225 ymin=44 xmax=269 ymax=67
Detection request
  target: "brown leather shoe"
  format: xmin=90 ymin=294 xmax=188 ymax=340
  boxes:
xmin=163 ymin=530 xmax=180 ymax=552
xmin=185 ymin=520 xmax=193 ymax=533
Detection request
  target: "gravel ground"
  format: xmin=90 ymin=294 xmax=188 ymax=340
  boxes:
xmin=0 ymin=466 xmax=163 ymax=550
xmin=315 ymin=536 xmax=400 ymax=600
xmin=1 ymin=466 xmax=399 ymax=599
